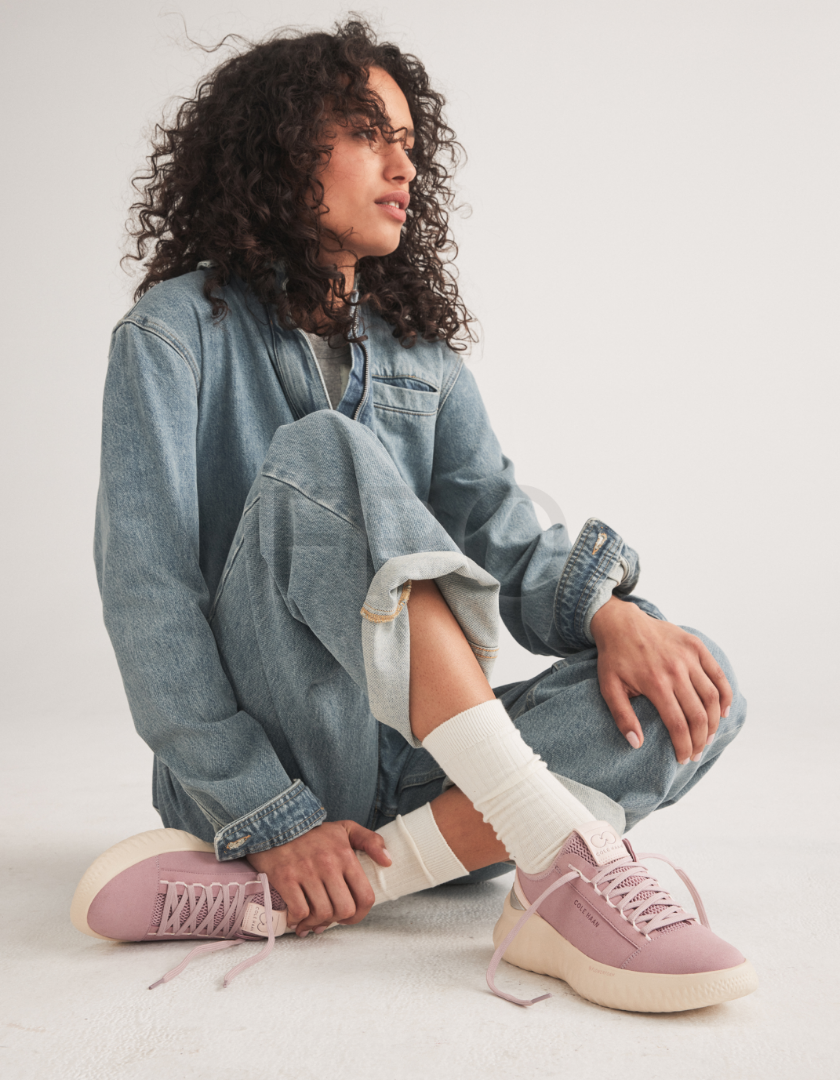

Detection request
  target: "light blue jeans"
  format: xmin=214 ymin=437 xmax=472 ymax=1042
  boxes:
xmin=156 ymin=411 xmax=747 ymax=882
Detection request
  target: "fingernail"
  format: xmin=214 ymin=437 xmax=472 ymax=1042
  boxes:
xmin=382 ymin=848 xmax=393 ymax=861
xmin=723 ymin=706 xmax=731 ymax=719
xmin=298 ymin=930 xmax=310 ymax=939
xmin=679 ymin=758 xmax=690 ymax=766
xmin=691 ymin=752 xmax=703 ymax=762
xmin=705 ymin=733 xmax=717 ymax=747
xmin=625 ymin=731 xmax=642 ymax=749
xmin=314 ymin=926 xmax=326 ymax=935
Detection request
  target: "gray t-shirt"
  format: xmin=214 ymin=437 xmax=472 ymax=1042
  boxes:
xmin=302 ymin=331 xmax=352 ymax=409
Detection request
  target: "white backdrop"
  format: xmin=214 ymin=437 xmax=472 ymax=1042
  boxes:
xmin=2 ymin=0 xmax=838 ymax=745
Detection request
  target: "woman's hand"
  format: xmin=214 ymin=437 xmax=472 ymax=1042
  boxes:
xmin=246 ymin=820 xmax=391 ymax=937
xmin=589 ymin=596 xmax=732 ymax=764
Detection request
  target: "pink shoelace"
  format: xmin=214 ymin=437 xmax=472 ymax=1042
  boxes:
xmin=149 ymin=873 xmax=276 ymax=990
xmin=486 ymin=851 xmax=710 ymax=1006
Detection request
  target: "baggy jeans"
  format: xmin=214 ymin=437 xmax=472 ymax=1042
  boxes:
xmin=157 ymin=410 xmax=747 ymax=883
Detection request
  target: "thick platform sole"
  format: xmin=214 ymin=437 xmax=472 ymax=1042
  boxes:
xmin=70 ymin=828 xmax=215 ymax=941
xmin=492 ymin=893 xmax=759 ymax=1013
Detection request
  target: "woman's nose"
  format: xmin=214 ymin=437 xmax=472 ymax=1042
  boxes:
xmin=386 ymin=143 xmax=416 ymax=184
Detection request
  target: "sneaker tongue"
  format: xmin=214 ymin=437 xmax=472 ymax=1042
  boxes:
xmin=240 ymin=903 xmax=287 ymax=937
xmin=562 ymin=823 xmax=686 ymax=936
xmin=573 ymin=821 xmax=626 ymax=866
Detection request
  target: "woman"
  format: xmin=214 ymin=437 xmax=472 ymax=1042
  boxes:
xmin=72 ymin=18 xmax=757 ymax=1010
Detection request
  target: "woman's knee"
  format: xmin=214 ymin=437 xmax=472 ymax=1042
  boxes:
xmin=260 ymin=408 xmax=398 ymax=515
xmin=268 ymin=407 xmax=369 ymax=460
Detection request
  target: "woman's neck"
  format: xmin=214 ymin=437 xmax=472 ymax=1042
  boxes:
xmin=292 ymin=252 xmax=358 ymax=335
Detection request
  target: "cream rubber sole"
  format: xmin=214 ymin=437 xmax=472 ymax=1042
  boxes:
xmin=70 ymin=828 xmax=214 ymax=941
xmin=492 ymin=893 xmax=759 ymax=1013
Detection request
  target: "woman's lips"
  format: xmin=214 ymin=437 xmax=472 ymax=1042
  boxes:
xmin=375 ymin=202 xmax=407 ymax=223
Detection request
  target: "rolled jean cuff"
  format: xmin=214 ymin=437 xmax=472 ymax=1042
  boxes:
xmin=213 ymin=779 xmax=327 ymax=861
xmin=360 ymin=550 xmax=501 ymax=748
xmin=553 ymin=518 xmax=641 ymax=651
xmin=581 ymin=554 xmax=629 ymax=644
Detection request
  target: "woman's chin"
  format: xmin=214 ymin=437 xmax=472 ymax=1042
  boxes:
xmin=359 ymin=234 xmax=405 ymax=260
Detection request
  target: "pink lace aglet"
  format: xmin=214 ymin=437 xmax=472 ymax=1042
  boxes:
xmin=149 ymin=938 xmax=242 ymax=989
xmin=148 ymin=872 xmax=279 ymax=989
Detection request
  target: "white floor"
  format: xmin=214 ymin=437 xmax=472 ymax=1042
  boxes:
xmin=4 ymin=708 xmax=838 ymax=1080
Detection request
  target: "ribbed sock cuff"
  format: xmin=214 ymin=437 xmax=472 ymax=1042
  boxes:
xmin=398 ymin=801 xmax=466 ymax=886
xmin=358 ymin=802 xmax=468 ymax=905
xmin=421 ymin=699 xmax=511 ymax=756
xmin=418 ymin=697 xmax=595 ymax=873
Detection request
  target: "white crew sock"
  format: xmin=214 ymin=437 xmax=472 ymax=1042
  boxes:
xmin=356 ymin=802 xmax=468 ymax=904
xmin=422 ymin=699 xmax=596 ymax=873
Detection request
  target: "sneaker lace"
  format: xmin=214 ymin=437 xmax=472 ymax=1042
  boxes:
xmin=486 ymin=850 xmax=710 ymax=1007
xmin=149 ymin=872 xmax=276 ymax=990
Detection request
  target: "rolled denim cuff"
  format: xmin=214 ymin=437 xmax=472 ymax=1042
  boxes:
xmin=360 ymin=549 xmax=500 ymax=748
xmin=553 ymin=518 xmax=641 ymax=651
xmin=213 ymin=779 xmax=326 ymax=861
xmin=581 ymin=554 xmax=629 ymax=644
xmin=622 ymin=593 xmax=667 ymax=622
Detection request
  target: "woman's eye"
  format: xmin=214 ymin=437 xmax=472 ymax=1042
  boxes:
xmin=355 ymin=128 xmax=378 ymax=142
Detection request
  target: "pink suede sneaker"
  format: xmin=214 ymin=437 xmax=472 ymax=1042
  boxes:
xmin=487 ymin=820 xmax=759 ymax=1012
xmin=71 ymin=829 xmax=289 ymax=988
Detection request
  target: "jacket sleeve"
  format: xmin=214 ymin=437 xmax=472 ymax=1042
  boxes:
xmin=94 ymin=318 xmax=325 ymax=860
xmin=428 ymin=360 xmax=664 ymax=656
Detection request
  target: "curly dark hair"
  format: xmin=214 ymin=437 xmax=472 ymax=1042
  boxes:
xmin=122 ymin=15 xmax=476 ymax=350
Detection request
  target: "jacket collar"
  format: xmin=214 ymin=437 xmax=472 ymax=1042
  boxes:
xmin=267 ymin=259 xmax=373 ymax=430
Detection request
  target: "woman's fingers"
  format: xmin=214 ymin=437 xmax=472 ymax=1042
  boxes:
xmin=603 ymin=666 xmax=719 ymax=764
xmin=323 ymin=868 xmax=368 ymax=928
xmin=344 ymin=820 xmax=392 ymax=867
xmin=697 ymin=642 xmax=733 ymax=722
xmin=689 ymin=665 xmax=722 ymax=744
xmin=305 ymin=878 xmax=356 ymax=935
xmin=673 ymin=677 xmax=711 ymax=760
xmin=297 ymin=880 xmax=335 ymax=935
xmin=648 ymin=686 xmax=694 ymax=764
xmin=341 ymin=854 xmax=377 ymax=924
xmin=600 ymin=675 xmax=645 ymax=749
xmin=592 ymin=603 xmax=738 ymax=765
xmin=246 ymin=821 xmax=385 ymax=936
xmin=280 ymin=881 xmax=310 ymax=930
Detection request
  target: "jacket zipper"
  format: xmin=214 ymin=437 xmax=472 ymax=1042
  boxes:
xmin=272 ymin=299 xmax=369 ymax=421
xmin=352 ymin=339 xmax=370 ymax=421
xmin=351 ymin=301 xmax=370 ymax=422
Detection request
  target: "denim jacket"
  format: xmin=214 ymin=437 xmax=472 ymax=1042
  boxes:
xmin=95 ymin=264 xmax=656 ymax=859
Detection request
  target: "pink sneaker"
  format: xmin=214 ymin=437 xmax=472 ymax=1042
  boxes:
xmin=71 ymin=829 xmax=288 ymax=988
xmin=487 ymin=821 xmax=758 ymax=1012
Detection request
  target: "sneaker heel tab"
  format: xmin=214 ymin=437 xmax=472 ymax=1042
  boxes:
xmin=574 ymin=821 xmax=626 ymax=866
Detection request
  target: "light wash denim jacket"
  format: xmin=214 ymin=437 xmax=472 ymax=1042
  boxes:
xmin=95 ymin=264 xmax=655 ymax=859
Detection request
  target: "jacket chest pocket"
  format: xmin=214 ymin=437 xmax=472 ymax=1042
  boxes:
xmin=371 ymin=379 xmax=440 ymax=499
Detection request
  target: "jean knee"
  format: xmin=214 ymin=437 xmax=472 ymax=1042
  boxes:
xmin=283 ymin=408 xmax=367 ymax=448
